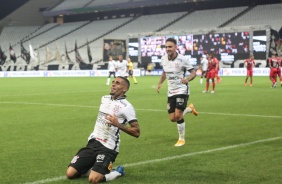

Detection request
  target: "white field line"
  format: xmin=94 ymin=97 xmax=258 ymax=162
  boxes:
xmin=0 ymin=88 xmax=144 ymax=98
xmin=23 ymin=136 xmax=282 ymax=184
xmin=2 ymin=101 xmax=282 ymax=119
xmin=0 ymin=90 xmax=107 ymax=97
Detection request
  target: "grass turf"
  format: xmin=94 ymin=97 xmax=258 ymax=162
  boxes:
xmin=0 ymin=76 xmax=281 ymax=184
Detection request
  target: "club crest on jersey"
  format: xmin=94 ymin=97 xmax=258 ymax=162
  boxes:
xmin=174 ymin=62 xmax=180 ymax=69
xmin=71 ymin=155 xmax=79 ymax=164
xmin=113 ymin=105 xmax=121 ymax=113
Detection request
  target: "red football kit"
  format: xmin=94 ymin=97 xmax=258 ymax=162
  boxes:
xmin=244 ymin=59 xmax=255 ymax=76
xmin=206 ymin=57 xmax=218 ymax=79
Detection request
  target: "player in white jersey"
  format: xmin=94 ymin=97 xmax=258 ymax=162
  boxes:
xmin=116 ymin=55 xmax=128 ymax=77
xmin=199 ymin=55 xmax=208 ymax=84
xmin=106 ymin=56 xmax=116 ymax=85
xmin=66 ymin=76 xmax=140 ymax=183
xmin=156 ymin=38 xmax=197 ymax=147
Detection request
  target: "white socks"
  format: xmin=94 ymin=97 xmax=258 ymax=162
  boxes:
xmin=183 ymin=107 xmax=192 ymax=116
xmin=177 ymin=122 xmax=185 ymax=141
xmin=105 ymin=170 xmax=122 ymax=181
xmin=200 ymin=78 xmax=203 ymax=84
xmin=82 ymin=169 xmax=121 ymax=182
xmin=106 ymin=78 xmax=110 ymax=85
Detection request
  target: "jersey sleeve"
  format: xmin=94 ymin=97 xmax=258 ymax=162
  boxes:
xmin=124 ymin=104 xmax=137 ymax=124
xmin=184 ymin=56 xmax=194 ymax=71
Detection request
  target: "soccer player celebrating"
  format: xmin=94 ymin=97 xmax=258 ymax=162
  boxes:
xmin=203 ymin=53 xmax=218 ymax=93
xmin=156 ymin=37 xmax=197 ymax=147
xmin=66 ymin=77 xmax=140 ymax=183
xmin=244 ymin=55 xmax=255 ymax=86
xmin=268 ymin=53 xmax=280 ymax=88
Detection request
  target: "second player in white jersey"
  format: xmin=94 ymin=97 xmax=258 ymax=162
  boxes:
xmin=108 ymin=60 xmax=116 ymax=72
xmin=201 ymin=57 xmax=208 ymax=71
xmin=161 ymin=54 xmax=194 ymax=97
xmin=116 ymin=55 xmax=128 ymax=77
xmin=157 ymin=37 xmax=196 ymax=147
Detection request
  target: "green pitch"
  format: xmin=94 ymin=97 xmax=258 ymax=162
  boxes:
xmin=0 ymin=76 xmax=281 ymax=184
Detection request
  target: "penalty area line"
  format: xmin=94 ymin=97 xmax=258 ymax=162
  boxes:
xmin=23 ymin=136 xmax=282 ymax=184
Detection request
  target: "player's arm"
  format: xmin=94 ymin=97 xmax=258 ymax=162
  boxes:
xmin=185 ymin=68 xmax=196 ymax=83
xmin=157 ymin=71 xmax=166 ymax=93
xmin=105 ymin=115 xmax=140 ymax=138
xmin=117 ymin=121 xmax=140 ymax=138
xmin=215 ymin=60 xmax=219 ymax=71
xmin=181 ymin=68 xmax=196 ymax=84
xmin=244 ymin=60 xmax=247 ymax=68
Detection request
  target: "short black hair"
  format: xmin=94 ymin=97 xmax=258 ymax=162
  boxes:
xmin=117 ymin=76 xmax=130 ymax=90
xmin=166 ymin=37 xmax=177 ymax=45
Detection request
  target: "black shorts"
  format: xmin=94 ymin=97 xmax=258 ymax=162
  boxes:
xmin=167 ymin=94 xmax=189 ymax=113
xmin=68 ymin=139 xmax=118 ymax=175
xmin=108 ymin=71 xmax=115 ymax=77
xmin=201 ymin=70 xmax=206 ymax=77
xmin=128 ymin=70 xmax=133 ymax=76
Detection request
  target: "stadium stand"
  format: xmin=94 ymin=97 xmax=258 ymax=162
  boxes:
xmin=86 ymin=0 xmax=130 ymax=7
xmin=162 ymin=7 xmax=248 ymax=32
xmin=51 ymin=0 xmax=92 ymax=12
xmin=0 ymin=0 xmax=281 ymax=67
xmin=227 ymin=3 xmax=282 ymax=31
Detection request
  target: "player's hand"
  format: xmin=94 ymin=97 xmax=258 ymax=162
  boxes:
xmin=181 ymin=78 xmax=188 ymax=84
xmin=156 ymin=84 xmax=162 ymax=93
xmin=105 ymin=114 xmax=118 ymax=127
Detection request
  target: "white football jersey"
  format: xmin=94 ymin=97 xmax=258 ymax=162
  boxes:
xmin=161 ymin=54 xmax=194 ymax=97
xmin=88 ymin=95 xmax=137 ymax=152
xmin=116 ymin=60 xmax=128 ymax=76
xmin=201 ymin=58 xmax=208 ymax=71
xmin=108 ymin=60 xmax=116 ymax=72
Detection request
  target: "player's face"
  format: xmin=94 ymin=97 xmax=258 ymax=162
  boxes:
xmin=165 ymin=41 xmax=177 ymax=57
xmin=118 ymin=55 xmax=123 ymax=61
xmin=110 ymin=78 xmax=127 ymax=99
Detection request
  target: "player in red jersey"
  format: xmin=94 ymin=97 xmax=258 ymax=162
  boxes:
xmin=203 ymin=53 xmax=218 ymax=93
xmin=268 ymin=54 xmax=280 ymax=88
xmin=244 ymin=55 xmax=255 ymax=86
xmin=277 ymin=56 xmax=282 ymax=87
